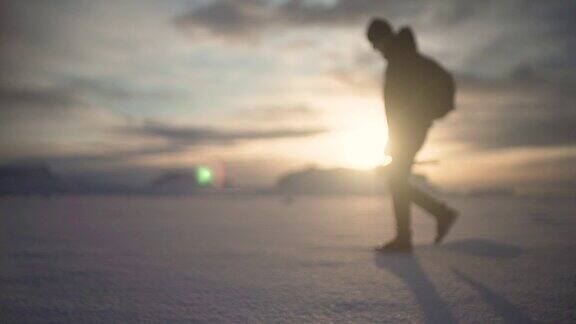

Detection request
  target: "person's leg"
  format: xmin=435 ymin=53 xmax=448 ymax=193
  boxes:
xmin=408 ymin=183 xmax=457 ymax=243
xmin=401 ymin=123 xmax=458 ymax=243
xmin=409 ymin=184 xmax=447 ymax=217
xmin=375 ymin=146 xmax=415 ymax=252
xmin=375 ymin=168 xmax=412 ymax=251
xmin=389 ymin=158 xmax=412 ymax=242
xmin=377 ymin=121 xmax=426 ymax=251
xmin=387 ymin=123 xmax=426 ymax=243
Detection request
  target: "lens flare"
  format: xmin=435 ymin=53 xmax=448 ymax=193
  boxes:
xmin=196 ymin=166 xmax=213 ymax=186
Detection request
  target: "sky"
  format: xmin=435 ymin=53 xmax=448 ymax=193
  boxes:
xmin=1 ymin=0 xmax=575 ymax=191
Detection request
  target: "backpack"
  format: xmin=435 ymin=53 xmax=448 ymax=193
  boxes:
xmin=386 ymin=27 xmax=456 ymax=121
xmin=421 ymin=58 xmax=456 ymax=120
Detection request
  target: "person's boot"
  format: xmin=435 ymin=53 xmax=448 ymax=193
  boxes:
xmin=435 ymin=206 xmax=458 ymax=244
xmin=375 ymin=236 xmax=413 ymax=253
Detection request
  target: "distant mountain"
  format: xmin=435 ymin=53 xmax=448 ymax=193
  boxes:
xmin=0 ymin=163 xmax=439 ymax=197
xmin=0 ymin=163 xmax=75 ymax=195
xmin=274 ymin=167 xmax=383 ymax=195
xmin=273 ymin=166 xmax=440 ymax=196
xmin=0 ymin=162 xmax=232 ymax=196
xmin=149 ymin=170 xmax=208 ymax=195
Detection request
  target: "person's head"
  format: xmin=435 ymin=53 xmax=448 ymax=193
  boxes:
xmin=366 ymin=18 xmax=393 ymax=58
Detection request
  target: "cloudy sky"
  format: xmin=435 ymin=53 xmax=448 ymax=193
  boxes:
xmin=1 ymin=0 xmax=575 ymax=190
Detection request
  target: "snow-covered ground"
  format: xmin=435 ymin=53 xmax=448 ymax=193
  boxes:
xmin=1 ymin=195 xmax=575 ymax=323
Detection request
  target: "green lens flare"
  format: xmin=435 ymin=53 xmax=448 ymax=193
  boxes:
xmin=196 ymin=166 xmax=213 ymax=186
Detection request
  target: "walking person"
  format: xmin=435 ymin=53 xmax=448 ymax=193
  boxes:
xmin=367 ymin=18 xmax=458 ymax=252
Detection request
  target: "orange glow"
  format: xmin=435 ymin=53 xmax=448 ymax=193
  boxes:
xmin=337 ymin=117 xmax=389 ymax=169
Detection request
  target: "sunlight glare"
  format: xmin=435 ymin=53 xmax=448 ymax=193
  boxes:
xmin=339 ymin=118 xmax=389 ymax=169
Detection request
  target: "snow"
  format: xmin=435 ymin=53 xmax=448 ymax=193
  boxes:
xmin=1 ymin=195 xmax=575 ymax=323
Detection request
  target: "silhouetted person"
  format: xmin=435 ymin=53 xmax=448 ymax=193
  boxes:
xmin=367 ymin=18 xmax=458 ymax=252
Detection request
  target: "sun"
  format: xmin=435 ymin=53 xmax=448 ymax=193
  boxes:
xmin=338 ymin=118 xmax=390 ymax=169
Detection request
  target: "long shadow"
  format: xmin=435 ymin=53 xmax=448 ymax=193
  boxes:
xmin=374 ymin=252 xmax=456 ymax=324
xmin=452 ymin=268 xmax=536 ymax=324
xmin=441 ymin=238 xmax=525 ymax=259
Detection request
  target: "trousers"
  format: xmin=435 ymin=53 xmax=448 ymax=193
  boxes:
xmin=386 ymin=119 xmax=446 ymax=239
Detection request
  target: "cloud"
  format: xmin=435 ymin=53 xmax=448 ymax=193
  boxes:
xmin=0 ymin=84 xmax=123 ymax=125
xmin=326 ymin=49 xmax=381 ymax=91
xmin=0 ymin=87 xmax=76 ymax=108
xmin=0 ymin=83 xmax=129 ymax=164
xmin=454 ymin=112 xmax=576 ymax=150
xmin=428 ymin=68 xmax=576 ymax=152
xmin=18 ymin=144 xmax=186 ymax=171
xmin=174 ymin=1 xmax=571 ymax=38
xmin=174 ymin=0 xmax=398 ymax=40
xmin=124 ymin=121 xmax=327 ymax=146
xmin=2 ymin=0 xmax=575 ymax=191
xmin=0 ymin=83 xmax=327 ymax=174
xmin=175 ymin=0 xmax=576 ymax=89
xmin=234 ymin=104 xmax=320 ymax=122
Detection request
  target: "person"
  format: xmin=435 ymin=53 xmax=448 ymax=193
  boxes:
xmin=367 ymin=18 xmax=458 ymax=252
